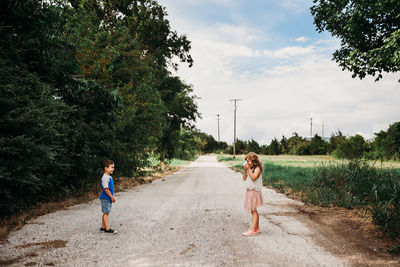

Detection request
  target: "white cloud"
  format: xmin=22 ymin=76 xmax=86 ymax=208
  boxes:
xmin=214 ymin=23 xmax=260 ymax=43
xmin=161 ymin=0 xmax=400 ymax=145
xmin=263 ymin=45 xmax=315 ymax=58
xmin=295 ymin=36 xmax=310 ymax=43
xmin=173 ymin=0 xmax=231 ymax=5
xmin=279 ymin=0 xmax=313 ymax=13
xmin=202 ymin=39 xmax=260 ymax=59
xmin=177 ymin=49 xmax=400 ymax=144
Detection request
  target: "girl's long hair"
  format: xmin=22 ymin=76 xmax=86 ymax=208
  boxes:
xmin=245 ymin=152 xmax=263 ymax=172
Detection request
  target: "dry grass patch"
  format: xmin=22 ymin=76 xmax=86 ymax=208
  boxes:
xmin=15 ymin=240 xmax=67 ymax=249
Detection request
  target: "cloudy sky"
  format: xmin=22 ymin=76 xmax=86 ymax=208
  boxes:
xmin=160 ymin=0 xmax=400 ymax=144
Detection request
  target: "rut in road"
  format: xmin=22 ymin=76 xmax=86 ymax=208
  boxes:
xmin=1 ymin=156 xmax=348 ymax=266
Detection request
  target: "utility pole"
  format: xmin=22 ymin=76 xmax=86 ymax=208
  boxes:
xmin=216 ymin=114 xmax=220 ymax=142
xmin=310 ymin=117 xmax=313 ymax=139
xmin=322 ymin=121 xmax=324 ymax=138
xmin=230 ymin=99 xmax=242 ymax=158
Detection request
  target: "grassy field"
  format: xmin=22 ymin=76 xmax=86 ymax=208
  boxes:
xmin=217 ymin=154 xmax=400 ymax=169
xmin=217 ymin=154 xmax=400 ymax=238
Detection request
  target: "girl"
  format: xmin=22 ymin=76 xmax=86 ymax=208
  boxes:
xmin=242 ymin=152 xmax=264 ymax=236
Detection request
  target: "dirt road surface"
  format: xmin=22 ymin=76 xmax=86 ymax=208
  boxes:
xmin=0 ymin=156 xmax=374 ymax=266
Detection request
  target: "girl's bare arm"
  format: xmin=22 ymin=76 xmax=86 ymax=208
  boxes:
xmin=247 ymin=167 xmax=261 ymax=181
xmin=243 ymin=170 xmax=247 ymax=181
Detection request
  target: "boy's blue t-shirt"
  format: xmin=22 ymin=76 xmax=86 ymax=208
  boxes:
xmin=100 ymin=173 xmax=114 ymax=201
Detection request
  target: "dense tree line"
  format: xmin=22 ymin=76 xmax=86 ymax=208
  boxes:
xmin=220 ymin=122 xmax=400 ymax=161
xmin=0 ymin=0 xmax=200 ymax=217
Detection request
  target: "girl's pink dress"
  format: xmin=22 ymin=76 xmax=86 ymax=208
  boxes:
xmin=244 ymin=171 xmax=264 ymax=211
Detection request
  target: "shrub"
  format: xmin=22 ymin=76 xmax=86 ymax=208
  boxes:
xmin=261 ymin=159 xmax=400 ymax=236
xmin=312 ymin=160 xmax=400 ymax=235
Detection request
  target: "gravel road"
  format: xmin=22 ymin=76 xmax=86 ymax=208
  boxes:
xmin=1 ymin=156 xmax=349 ymax=266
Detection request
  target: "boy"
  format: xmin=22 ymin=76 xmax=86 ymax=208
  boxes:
xmin=100 ymin=159 xmax=117 ymax=234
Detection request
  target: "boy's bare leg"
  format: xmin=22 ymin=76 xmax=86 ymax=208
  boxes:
xmin=102 ymin=213 xmax=110 ymax=230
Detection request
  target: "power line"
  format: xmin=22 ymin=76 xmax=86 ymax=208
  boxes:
xmin=216 ymin=114 xmax=220 ymax=142
xmin=229 ymin=98 xmax=242 ymax=158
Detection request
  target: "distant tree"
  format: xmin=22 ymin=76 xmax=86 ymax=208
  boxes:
xmin=247 ymin=139 xmax=261 ymax=154
xmin=158 ymin=77 xmax=199 ymax=160
xmin=310 ymin=134 xmax=329 ymax=155
xmin=267 ymin=138 xmax=281 ymax=155
xmin=174 ymin=127 xmax=196 ymax=160
xmin=287 ymin=133 xmax=309 ymax=155
xmin=335 ymin=134 xmax=369 ymax=159
xmin=311 ymin=0 xmax=400 ymax=81
xmin=224 ymin=145 xmax=233 ymax=155
xmin=296 ymin=142 xmax=311 ymax=155
xmin=215 ymin=141 xmax=228 ymax=153
xmin=280 ymin=135 xmax=289 ymax=154
xmin=235 ymin=139 xmax=247 ymax=154
xmin=259 ymin=145 xmax=268 ymax=155
xmin=373 ymin=122 xmax=400 ymax=160
xmin=329 ymin=131 xmax=347 ymax=153
xmin=202 ymin=133 xmax=219 ymax=153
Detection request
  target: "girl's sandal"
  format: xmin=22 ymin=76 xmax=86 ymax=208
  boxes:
xmin=242 ymin=230 xmax=259 ymax=236
xmin=248 ymin=228 xmax=261 ymax=233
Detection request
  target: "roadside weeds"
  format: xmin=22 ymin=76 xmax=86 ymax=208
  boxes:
xmin=222 ymin=162 xmax=400 ymax=264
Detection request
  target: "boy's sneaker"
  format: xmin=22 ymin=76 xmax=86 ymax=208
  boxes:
xmin=100 ymin=227 xmax=106 ymax=232
xmin=105 ymin=228 xmax=117 ymax=234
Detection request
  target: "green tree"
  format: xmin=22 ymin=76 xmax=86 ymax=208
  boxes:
xmin=0 ymin=0 xmax=119 ymax=216
xmin=280 ymin=135 xmax=289 ymax=154
xmin=296 ymin=142 xmax=311 ymax=155
xmin=310 ymin=134 xmax=329 ymax=155
xmin=235 ymin=139 xmax=247 ymax=154
xmin=158 ymin=77 xmax=199 ymax=160
xmin=63 ymin=1 xmax=199 ymax=166
xmin=247 ymin=139 xmax=261 ymax=154
xmin=311 ymin=0 xmax=400 ymax=81
xmin=373 ymin=122 xmax=400 ymax=160
xmin=329 ymin=131 xmax=347 ymax=153
xmin=0 ymin=0 xmax=198 ymax=218
xmin=224 ymin=145 xmax=233 ymax=155
xmin=174 ymin=127 xmax=199 ymax=160
xmin=267 ymin=138 xmax=281 ymax=155
xmin=335 ymin=134 xmax=369 ymax=159
xmin=63 ymin=1 xmax=166 ymax=173
xmin=287 ymin=133 xmax=310 ymax=155
xmin=202 ymin=133 xmax=219 ymax=153
xmin=259 ymin=145 xmax=268 ymax=155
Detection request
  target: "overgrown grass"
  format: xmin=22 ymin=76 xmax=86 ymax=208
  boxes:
xmin=310 ymin=161 xmax=400 ymax=236
xmin=168 ymin=158 xmax=195 ymax=167
xmin=218 ymin=155 xmax=400 ymax=238
xmin=148 ymin=156 xmax=197 ymax=168
xmin=262 ymin=163 xmax=315 ymax=198
xmin=216 ymin=155 xmax=243 ymax=162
